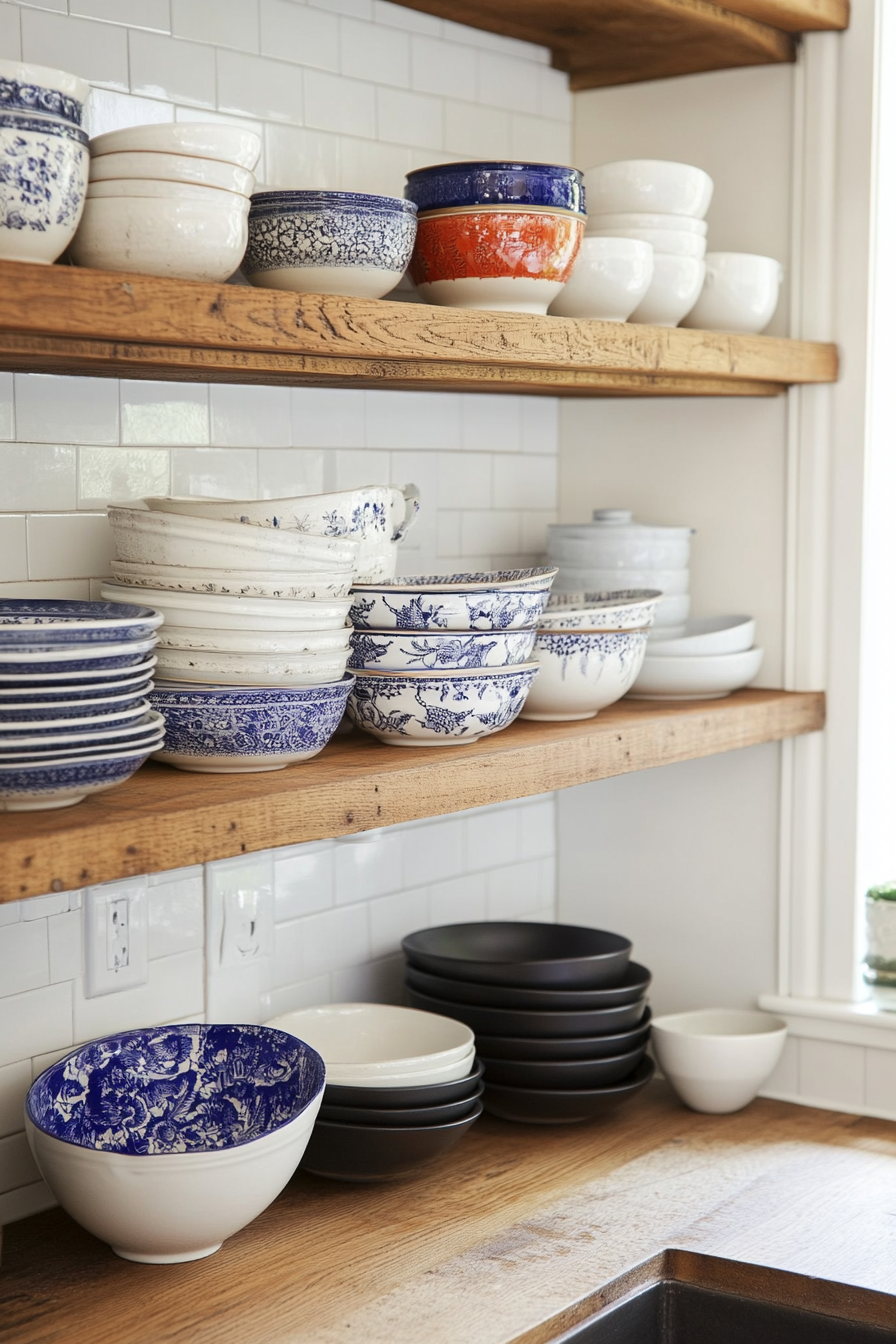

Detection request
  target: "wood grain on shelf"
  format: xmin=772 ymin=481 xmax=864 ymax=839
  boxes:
xmin=1 ymin=1086 xmax=894 ymax=1344
xmin=0 ymin=689 xmax=824 ymax=903
xmin=0 ymin=262 xmax=837 ymax=397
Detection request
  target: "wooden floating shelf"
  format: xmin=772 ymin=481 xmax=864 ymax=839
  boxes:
xmin=0 ymin=262 xmax=837 ymax=398
xmin=394 ymin=1 xmax=849 ymax=91
xmin=0 ymin=688 xmax=824 ymax=903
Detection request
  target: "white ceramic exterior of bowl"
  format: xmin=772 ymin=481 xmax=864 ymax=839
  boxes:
xmin=86 ymin=178 xmax=247 ymax=206
xmin=107 ymin=507 xmax=359 ymax=573
xmin=156 ymin=647 xmax=349 ymax=686
xmin=584 ymin=160 xmax=714 ymax=218
xmin=587 ymin=227 xmax=706 ymax=260
xmin=88 ymin=149 xmax=256 ymax=194
xmin=548 ymin=527 xmax=691 ymax=569
xmin=267 ymin=1003 xmax=474 ymax=1083
xmin=652 ymin=595 xmax=691 ymax=627
xmin=651 ymin=1009 xmax=787 ymax=1114
xmin=588 ymin=211 xmax=707 ymax=236
xmin=415 ymin=275 xmax=564 ymax=315
xmin=70 ymin=196 xmax=249 ymax=283
xmin=0 ymin=57 xmax=90 ymax=103
xmin=628 ymin=646 xmax=763 ymax=700
xmin=101 ymin=582 xmax=351 ymax=631
xmin=90 ymin=123 xmax=261 ymax=169
xmin=548 ymin=237 xmax=654 ymax=322
xmin=540 ymin=590 xmax=661 ymax=631
xmin=521 ymin=628 xmax=649 ymax=721
xmin=348 ymin=663 xmax=538 ymax=745
xmin=349 ymin=626 xmax=537 ymax=671
xmin=554 ymin=566 xmax=690 ymax=596
xmin=159 ymin=625 xmax=350 ymax=655
xmin=628 ymin=254 xmax=705 ymax=327
xmin=647 ymin=615 xmax=756 ymax=656
xmin=681 ymin=252 xmax=784 ymax=335
xmin=26 ymin=1097 xmax=320 ymax=1262
xmin=0 ymin=123 xmax=88 ymax=264
xmin=109 ymin=561 xmax=353 ymax=600
xmin=350 ymin=571 xmax=556 ymax=632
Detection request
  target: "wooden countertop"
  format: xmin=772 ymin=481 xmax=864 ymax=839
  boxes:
xmin=3 ymin=1082 xmax=896 ymax=1343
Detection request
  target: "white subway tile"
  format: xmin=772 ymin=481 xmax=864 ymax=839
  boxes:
xmin=342 ymin=16 xmax=408 ymax=87
xmin=429 ymin=872 xmax=487 ymax=926
xmin=78 ymin=446 xmax=170 ymax=507
xmin=173 ymin=0 xmax=259 ymax=51
xmin=265 ymin=123 xmax=340 ymax=190
xmin=73 ymin=949 xmax=204 ymax=1041
xmin=436 ymin=510 xmax=460 ymax=558
xmin=0 ymin=904 xmax=19 ymax=928
xmin=292 ymin=387 xmax=365 ymax=446
xmin=442 ymin=19 xmax=547 ymax=63
xmin=13 ymin=0 xmax=65 ymax=12
xmin=460 ymin=509 xmax=518 ymax=557
xmin=493 ymin=453 xmax=557 ymax=510
xmin=537 ymin=855 xmax=556 ymax=909
xmin=519 ymin=509 xmax=555 ymax=555
xmin=217 ymin=47 xmax=304 ymax=124
xmin=466 ymin=806 xmax=517 ymax=871
xmin=476 ymin=50 xmax=538 ymax=113
xmin=129 ymin=30 xmax=216 ymax=107
xmin=377 ymin=86 xmax=441 ymax=150
xmin=298 ymin=902 xmax=370 ymax=978
xmin=331 ymin=952 xmax=404 ymax=1004
xmin=149 ymin=871 xmax=204 ymax=959
xmin=0 ymin=372 xmax=13 ymax=441
xmin=437 ymin=451 xmax=491 ymax=511
xmin=274 ymin=841 xmax=334 ymax=921
xmin=520 ymin=396 xmax=558 ymax=454
xmin=305 ymin=68 xmax=375 ymax=137
xmin=21 ymin=891 xmax=69 ymax=920
xmin=443 ymin=98 xmax=509 ymax=158
xmin=0 ymin=6 xmax=22 ymax=60
xmin=461 ymin=394 xmax=521 ymax=453
xmin=273 ymin=918 xmax=305 ymax=989
xmin=0 ymin=579 xmax=90 ymax=600
xmin=865 ymin=1048 xmax=896 ymax=1114
xmin=0 ymin=1061 xmax=31 ymax=1140
xmin=27 ymin=513 xmax=111 ymax=581
xmin=0 ymin=983 xmax=72 ymax=1069
xmin=264 ymin=974 xmax=331 ymax=1019
xmin=210 ymin=385 xmax=291 ymax=448
xmin=411 ymin=35 xmax=475 ymax=101
xmin=402 ymin=816 xmax=465 ymax=887
xmin=170 ymin=447 xmax=258 ymax=499
xmin=487 ymin=859 xmax=542 ymax=920
xmin=436 ymin=553 xmax=490 ymax=575
xmin=761 ymin=1035 xmax=799 ymax=1097
xmin=120 ymin=380 xmax=209 ymax=446
xmin=539 ymin=65 xmax=572 ymax=121
xmin=0 ymin=1131 xmax=40 ymax=1195
xmin=47 ymin=910 xmax=82 ymax=984
xmin=261 ymin=0 xmax=339 ymax=70
xmin=374 ymin=0 xmax=440 ymax=35
xmin=15 ymin=374 xmax=119 ymax=445
xmin=71 ymin=0 xmax=171 ymax=32
xmin=31 ymin=1044 xmax=76 ymax=1078
xmin=206 ymin=960 xmax=270 ymax=1024
xmin=0 ymin=444 xmax=76 ymax=512
xmin=334 ymin=830 xmax=403 ymax=904
xmin=517 ymin=797 xmax=555 ymax=859
xmin=21 ymin=8 xmax=128 ymax=88
xmin=365 ymin=390 xmax=462 ymax=449
xmin=511 ymin=113 xmax=571 ymax=165
xmin=338 ymin=137 xmax=411 ymax=196
xmin=327 ymin=449 xmax=391 ymax=491
xmin=369 ymin=886 xmax=429 ymax=959
xmin=258 ymin=448 xmax=326 ymax=497
xmin=0 ymin=919 xmax=48 ymax=997
xmin=799 ymin=1039 xmax=866 ymax=1109
xmin=0 ymin=517 xmax=28 ymax=583
xmin=313 ymin=0 xmax=372 ymax=16
xmin=83 ymin=89 xmax=174 ymax=140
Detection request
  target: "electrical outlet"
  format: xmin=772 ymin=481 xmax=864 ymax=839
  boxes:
xmin=220 ymin=886 xmax=274 ymax=968
xmin=84 ymin=877 xmax=148 ymax=997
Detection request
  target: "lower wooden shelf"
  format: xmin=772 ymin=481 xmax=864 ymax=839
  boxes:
xmin=0 ymin=688 xmax=824 ymax=903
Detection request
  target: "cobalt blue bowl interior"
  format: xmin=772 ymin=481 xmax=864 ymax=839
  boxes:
xmin=0 ymin=600 xmax=161 ymax=646
xmin=405 ymin=161 xmax=585 ymax=215
xmin=27 ymin=1024 xmax=326 ymax=1155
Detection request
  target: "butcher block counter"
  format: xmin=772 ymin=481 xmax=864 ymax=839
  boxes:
xmin=3 ymin=1082 xmax=896 ymax=1343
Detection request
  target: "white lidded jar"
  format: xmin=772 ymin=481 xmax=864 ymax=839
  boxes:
xmin=547 ymin=508 xmax=695 ymax=571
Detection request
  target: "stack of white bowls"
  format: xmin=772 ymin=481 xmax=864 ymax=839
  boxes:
xmin=546 ymin=509 xmax=693 ymax=639
xmin=70 ymin=122 xmax=260 ymax=282
xmin=583 ymin=160 xmax=713 ymax=327
xmin=628 ymin=615 xmax=764 ymax=700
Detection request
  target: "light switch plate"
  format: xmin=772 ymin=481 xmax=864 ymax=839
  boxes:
xmin=84 ymin=876 xmax=149 ymax=998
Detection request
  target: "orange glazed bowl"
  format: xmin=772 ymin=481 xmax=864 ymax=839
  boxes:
xmin=409 ymin=206 xmax=585 ymax=314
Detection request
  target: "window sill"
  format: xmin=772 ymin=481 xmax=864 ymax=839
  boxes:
xmin=758 ymin=993 xmax=896 ymax=1050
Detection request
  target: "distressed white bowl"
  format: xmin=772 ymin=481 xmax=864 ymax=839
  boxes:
xmin=0 ymin=120 xmax=89 ymax=264
xmin=548 ymin=237 xmax=654 ymax=322
xmin=348 ymin=627 xmax=536 ymax=671
xmin=90 ymin=123 xmax=261 ymax=170
xmin=155 ymin=646 xmax=350 ymax=687
xmin=584 ymin=160 xmax=714 ymax=219
xmin=159 ymin=625 xmax=350 ymax=655
xmin=86 ymin=178 xmax=247 ymax=207
xmin=548 ymin=525 xmax=692 ymax=570
xmin=520 ymin=629 xmax=649 ymax=721
xmin=628 ymin=254 xmax=705 ymax=327
xmin=540 ymin=590 xmax=661 ymax=631
xmin=70 ymin=196 xmax=249 ymax=283
xmin=647 ymin=615 xmax=755 ymax=657
xmin=89 ymin=149 xmax=255 ymax=195
xmin=587 ymin=227 xmax=706 ymax=260
xmin=554 ymin=566 xmax=689 ymax=596
xmin=101 ymin=581 xmax=351 ymax=631
xmin=628 ymin=646 xmax=764 ymax=700
xmin=588 ymin=211 xmax=707 ymax=236
xmin=347 ymin=663 xmax=538 ymax=746
xmin=681 ymin=252 xmax=784 ymax=335
xmin=109 ymin=561 xmax=353 ymax=601
xmin=651 ymin=1009 xmax=787 ymax=1114
xmin=107 ymin=507 xmax=359 ymax=573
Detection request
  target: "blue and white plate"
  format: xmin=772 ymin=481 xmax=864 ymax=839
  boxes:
xmin=0 ymin=699 xmax=150 ymax=734
xmin=0 ymin=742 xmax=158 ymax=810
xmin=0 ymin=661 xmax=156 ymax=698
xmin=0 ymin=686 xmax=153 ymax=720
xmin=0 ymin=641 xmax=158 ymax=679
xmin=0 ymin=600 xmax=162 ymax=646
xmin=0 ymin=709 xmax=162 ymax=753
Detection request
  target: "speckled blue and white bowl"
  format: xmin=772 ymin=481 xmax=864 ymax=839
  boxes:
xmin=349 ymin=628 xmax=536 ymax=672
xmin=149 ymin=674 xmax=354 ymax=772
xmin=0 ymin=740 xmax=158 ymax=810
xmin=347 ymin=663 xmax=538 ymax=746
xmin=244 ymin=190 xmax=417 ymax=299
xmin=26 ymin=1023 xmax=326 ymax=1262
xmin=405 ymin=161 xmax=585 ymax=215
xmin=520 ymin=628 xmax=649 ymax=721
xmin=0 ymin=600 xmax=162 ymax=646
xmin=349 ymin=569 xmax=557 ymax=633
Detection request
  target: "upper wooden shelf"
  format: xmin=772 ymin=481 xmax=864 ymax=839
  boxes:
xmin=395 ymin=1 xmax=849 ymax=90
xmin=0 ymin=688 xmax=824 ymax=903
xmin=0 ymin=263 xmax=837 ymax=398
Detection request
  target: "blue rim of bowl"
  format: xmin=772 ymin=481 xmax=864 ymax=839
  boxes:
xmin=250 ymin=190 xmax=417 ymax=216
xmin=0 ymin=75 xmax=83 ymax=126
xmin=0 ymin=111 xmax=87 ymax=144
xmin=406 ymin=161 xmax=583 ymax=179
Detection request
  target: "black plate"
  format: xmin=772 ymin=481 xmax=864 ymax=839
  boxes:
xmin=405 ymin=986 xmax=648 ymax=1039
xmin=479 ymin=1046 xmax=646 ymax=1090
xmin=300 ymin=1100 xmax=483 ymax=1181
xmin=405 ymin=961 xmax=651 ymax=1010
xmin=402 ymin=922 xmax=631 ymax=989
xmin=483 ymin=1058 xmax=655 ymax=1125
xmin=474 ymin=1009 xmax=652 ymax=1061
xmin=323 ymin=1059 xmax=484 ymax=1109
xmin=320 ymin=1082 xmax=484 ymax=1128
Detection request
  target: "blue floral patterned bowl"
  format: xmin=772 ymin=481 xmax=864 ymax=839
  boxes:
xmin=0 ymin=599 xmax=162 ymax=646
xmin=0 ymin=104 xmax=89 ymax=263
xmin=0 ymin=740 xmax=157 ymax=810
xmin=405 ymin=161 xmax=585 ymax=215
xmin=149 ymin=674 xmax=354 ymax=773
xmin=520 ymin=628 xmax=650 ymax=722
xmin=349 ymin=570 xmax=557 ymax=633
xmin=347 ymin=663 xmax=539 ymax=746
xmin=26 ymin=1024 xmax=326 ymax=1262
xmin=0 ymin=59 xmax=89 ymax=126
xmin=349 ymin=628 xmax=536 ymax=672
xmin=244 ymin=190 xmax=418 ymax=299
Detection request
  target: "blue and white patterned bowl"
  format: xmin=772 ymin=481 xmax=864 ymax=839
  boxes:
xmin=0 ymin=59 xmax=89 ymax=126
xmin=349 ymin=628 xmax=536 ymax=671
xmin=0 ymin=662 xmax=156 ymax=701
xmin=520 ymin=628 xmax=650 ymax=722
xmin=0 ymin=740 xmax=158 ymax=810
xmin=0 ymin=105 xmax=89 ymax=264
xmin=405 ymin=161 xmax=585 ymax=215
xmin=149 ymin=674 xmax=354 ymax=773
xmin=244 ymin=190 xmax=418 ymax=299
xmin=0 ymin=710 xmax=164 ymax=758
xmin=26 ymin=1024 xmax=325 ymax=1262
xmin=0 ymin=600 xmax=162 ymax=646
xmin=347 ymin=663 xmax=539 ymax=746
xmin=540 ymin=589 xmax=661 ymax=631
xmin=349 ymin=570 xmax=557 ymax=633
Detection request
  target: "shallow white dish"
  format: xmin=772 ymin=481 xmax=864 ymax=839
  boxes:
xmin=0 ymin=665 xmax=155 ymax=697
xmin=647 ymin=615 xmax=755 ymax=657
xmin=90 ymin=122 xmax=262 ymax=170
xmin=540 ymin=589 xmax=661 ymax=631
xmin=88 ymin=149 xmax=255 ymax=195
xmin=584 ymin=160 xmax=714 ymax=219
xmin=110 ymin=561 xmax=353 ymax=600
xmin=628 ymin=646 xmax=763 ymax=700
xmin=587 ymin=211 xmax=707 ymax=236
xmin=554 ymin=566 xmax=689 ymax=596
xmin=628 ymin=254 xmax=705 ymax=327
xmin=681 ymin=252 xmax=784 ymax=335
xmin=159 ymin=625 xmax=350 ymax=655
xmin=107 ymin=507 xmax=359 ymax=573
xmin=548 ymin=236 xmax=654 ymax=322
xmin=588 ymin=227 xmax=706 ymax=260
xmin=101 ymin=581 xmax=351 ymax=631
xmin=155 ymin=646 xmax=349 ymax=686
xmin=521 ymin=629 xmax=649 ymax=721
xmin=70 ymin=196 xmax=249 ymax=283
xmin=651 ymin=1009 xmax=787 ymax=1114
xmin=86 ymin=178 xmax=248 ymax=207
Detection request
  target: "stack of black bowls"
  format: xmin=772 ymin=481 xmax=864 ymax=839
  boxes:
xmin=402 ymin=922 xmax=654 ymax=1124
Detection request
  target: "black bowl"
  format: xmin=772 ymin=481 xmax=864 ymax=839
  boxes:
xmin=405 ymin=986 xmax=648 ymax=1039
xmin=479 ymin=1046 xmax=646 ymax=1091
xmin=300 ymin=1100 xmax=483 ymax=1181
xmin=405 ymin=961 xmax=651 ymax=1011
xmin=483 ymin=1058 xmax=655 ymax=1125
xmin=475 ymin=1009 xmax=652 ymax=1061
xmin=322 ymin=1059 xmax=484 ymax=1109
xmin=320 ymin=1082 xmax=484 ymax=1128
xmin=402 ymin=922 xmax=631 ymax=989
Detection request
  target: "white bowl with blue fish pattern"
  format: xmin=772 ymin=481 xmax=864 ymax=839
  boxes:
xmin=349 ymin=569 xmax=557 ymax=633
xmin=349 ymin=628 xmax=536 ymax=671
xmin=520 ymin=628 xmax=650 ymax=721
xmin=347 ymin=663 xmax=539 ymax=746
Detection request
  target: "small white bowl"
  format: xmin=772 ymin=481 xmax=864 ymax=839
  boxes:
xmin=651 ymin=595 xmax=691 ymax=627
xmin=548 ymin=236 xmax=654 ymax=322
xmin=521 ymin=628 xmax=649 ymax=721
xmin=70 ymin=196 xmax=249 ymax=283
xmin=651 ymin=1008 xmax=787 ymax=1114
xmin=107 ymin=507 xmax=359 ymax=573
xmin=156 ymin=646 xmax=350 ymax=686
xmin=548 ymin=526 xmax=691 ymax=570
xmin=267 ymin=1003 xmax=475 ymax=1087
xmin=681 ymin=252 xmax=784 ymax=335
xmin=109 ymin=561 xmax=353 ymax=601
xmin=90 ymin=122 xmax=262 ymax=170
xmin=554 ymin=566 xmax=690 ymax=596
xmin=101 ymin=581 xmax=351 ymax=631
xmin=86 ymin=178 xmax=248 ymax=207
xmin=159 ymin=625 xmax=350 ymax=655
xmin=628 ymin=254 xmax=706 ymax=327
xmin=588 ymin=211 xmax=707 ymax=236
xmin=587 ymin=227 xmax=706 ymax=261
xmin=647 ymin=616 xmax=755 ymax=657
xmin=540 ymin=590 xmax=661 ymax=631
xmin=584 ymin=160 xmax=714 ymax=219
xmin=628 ymin=646 xmax=764 ymax=700
xmin=89 ymin=149 xmax=255 ymax=195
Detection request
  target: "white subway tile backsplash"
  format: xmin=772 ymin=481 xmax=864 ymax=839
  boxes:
xmin=429 ymin=872 xmax=488 ymax=926
xmin=129 ymin=29 xmax=216 ymax=106
xmin=437 ymin=451 xmax=491 ymax=511
xmin=120 ymin=380 xmax=209 ymax=446
xmin=411 ymin=35 xmax=475 ymax=101
xmin=305 ymin=68 xmax=375 ymax=137
xmin=0 ymin=920 xmax=48 ymax=998
xmin=15 ymin=375 xmax=119 ymax=446
xmin=265 ymin=123 xmax=340 ymax=189
xmin=461 ymin=394 xmax=521 ymax=454
xmin=274 ymin=841 xmax=335 ymax=921
xmin=443 ymin=98 xmax=510 ymax=159
xmin=72 ymin=949 xmax=204 ymax=1041
xmin=517 ymin=798 xmax=556 ymax=860
xmin=291 ymin=387 xmax=365 ymax=447
xmin=460 ymin=509 xmax=518 ymax=557
xmin=0 ymin=445 xmax=76 ymax=512
xmin=442 ymin=18 xmax=547 ymax=63
xmin=0 ymin=905 xmax=19 ymax=929
xmin=264 ymin=974 xmax=331 ymax=1019
xmin=366 ymin=390 xmax=462 ymax=450
xmin=476 ymin=49 xmax=538 ymax=114
xmin=170 ymin=447 xmax=258 ymax=499
xmin=373 ymin=0 xmax=440 ymax=35
xmin=0 ymin=372 xmax=14 ymax=441
xmin=0 ymin=6 xmax=22 ymax=59
xmin=369 ymin=886 xmax=429 ymax=959
xmin=71 ymin=0 xmax=171 ymax=32
xmin=377 ymin=85 xmax=442 ymax=150
xmin=402 ymin=817 xmax=466 ymax=888
xmin=0 ymin=983 xmax=72 ymax=1069
xmin=47 ymin=911 xmax=82 ymax=984
xmin=329 ymin=448 xmax=391 ymax=492
xmin=261 ymin=0 xmax=340 ymax=71
xmin=210 ymin=385 xmax=291 ymax=448
xmin=342 ymin=16 xmax=409 ymax=87
xmin=487 ymin=859 xmax=542 ymax=919
xmin=23 ymin=891 xmax=77 ymax=920
xmin=299 ymin=901 xmax=371 ymax=978
xmin=27 ymin=513 xmax=111 ymax=581
xmin=436 ymin=510 xmax=460 ymax=558
xmin=338 ymin=136 xmax=410 ymax=196
xmin=334 ymin=830 xmax=403 ymax=904
xmin=217 ymin=48 xmax=305 ymax=124
xmin=0 ymin=516 xmax=28 ymax=583
xmin=518 ymin=509 xmax=554 ymax=555
xmin=258 ymin=448 xmax=326 ymax=498
xmin=149 ymin=870 xmax=204 ymax=959
xmin=332 ymin=952 xmax=404 ymax=1004
xmin=466 ymin=807 xmax=517 ymax=871
xmin=520 ymin=397 xmax=559 ymax=455
xmin=0 ymin=1061 xmax=31 ymax=1140
xmin=315 ymin=0 xmax=373 ymax=17
xmin=493 ymin=453 xmax=557 ymax=510
xmin=172 ymin=0 xmax=259 ymax=51
xmin=78 ymin=446 xmax=170 ymax=507
xmin=20 ymin=8 xmax=129 ymax=88
xmin=511 ymin=112 xmax=571 ymax=165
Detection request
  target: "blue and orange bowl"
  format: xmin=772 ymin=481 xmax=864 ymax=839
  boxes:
xmin=405 ymin=161 xmax=585 ymax=216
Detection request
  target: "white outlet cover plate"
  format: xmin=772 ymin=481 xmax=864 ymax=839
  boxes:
xmin=84 ymin=876 xmax=149 ymax=998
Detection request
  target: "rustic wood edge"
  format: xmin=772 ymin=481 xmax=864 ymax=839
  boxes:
xmin=0 ymin=689 xmax=825 ymax=902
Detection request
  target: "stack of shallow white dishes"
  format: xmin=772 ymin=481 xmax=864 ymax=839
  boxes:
xmin=70 ymin=122 xmax=260 ymax=281
xmin=628 ymin=615 xmax=763 ymax=700
xmin=547 ymin=509 xmax=693 ymax=639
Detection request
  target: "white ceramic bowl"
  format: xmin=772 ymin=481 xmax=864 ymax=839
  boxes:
xmin=584 ymin=160 xmax=714 ymax=219
xmin=89 ymin=149 xmax=255 ymax=195
xmin=548 ymin=525 xmax=692 ymax=569
xmin=90 ymin=122 xmax=262 ymax=170
xmin=681 ymin=252 xmax=784 ymax=335
xmin=521 ymin=629 xmax=649 ymax=721
xmin=647 ymin=615 xmax=755 ymax=656
xmin=86 ymin=178 xmax=248 ymax=207
xmin=588 ymin=226 xmax=706 ymax=260
xmin=628 ymin=646 xmax=764 ymax=700
xmin=548 ymin=237 xmax=654 ymax=322
xmin=107 ymin=507 xmax=359 ymax=573
xmin=554 ymin=567 xmax=690 ymax=596
xmin=651 ymin=595 xmax=691 ymax=627
xmin=540 ymin=589 xmax=661 ymax=631
xmin=628 ymin=254 xmax=706 ymax=327
xmin=0 ymin=120 xmax=88 ymax=264
xmin=155 ymin=646 xmax=350 ymax=686
xmin=588 ymin=211 xmax=707 ymax=237
xmin=348 ymin=663 xmax=539 ymax=745
xmin=159 ymin=625 xmax=350 ymax=656
xmin=348 ymin=627 xmax=536 ymax=671
xmin=349 ymin=570 xmax=556 ymax=632
xmin=109 ymin=561 xmax=353 ymax=601
xmin=101 ymin=581 xmax=351 ymax=631
xmin=70 ymin=196 xmax=249 ymax=283
xmin=651 ymin=1009 xmax=787 ymax=1113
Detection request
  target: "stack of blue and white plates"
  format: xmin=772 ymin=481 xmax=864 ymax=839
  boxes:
xmin=0 ymin=601 xmax=164 ymax=811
